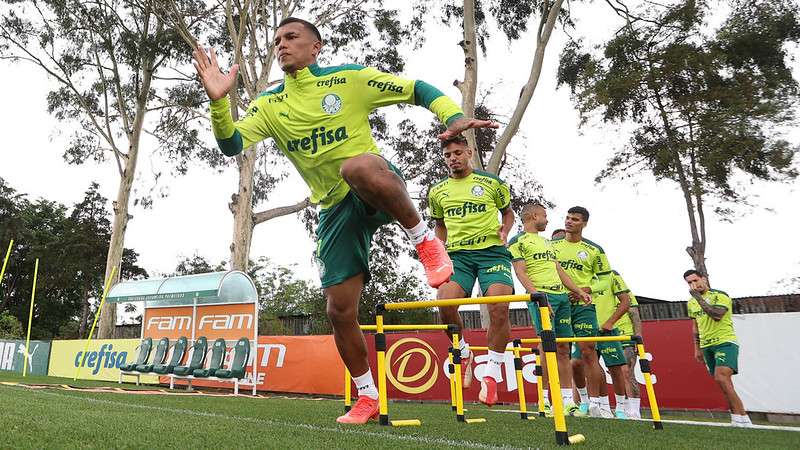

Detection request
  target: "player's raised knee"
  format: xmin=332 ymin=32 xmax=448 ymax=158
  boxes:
xmin=340 ymin=154 xmax=384 ymax=184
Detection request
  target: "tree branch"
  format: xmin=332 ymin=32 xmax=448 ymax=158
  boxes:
xmin=253 ymin=197 xmax=313 ymax=225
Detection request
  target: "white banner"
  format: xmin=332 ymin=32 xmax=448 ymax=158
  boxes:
xmin=733 ymin=312 xmax=799 ymax=414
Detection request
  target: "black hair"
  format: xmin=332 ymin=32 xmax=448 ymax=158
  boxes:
xmin=440 ymin=134 xmax=469 ymax=149
xmin=551 ymin=228 xmax=566 ymax=237
xmin=278 ymin=17 xmax=322 ymax=42
xmin=683 ymin=269 xmax=705 ymax=279
xmin=567 ymin=206 xmax=590 ymax=221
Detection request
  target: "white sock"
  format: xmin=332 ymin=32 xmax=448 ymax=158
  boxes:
xmin=352 ymin=369 xmax=379 ymax=400
xmin=459 ymin=338 xmax=471 ymax=358
xmin=542 ymin=389 xmax=550 ymax=405
xmin=578 ymin=387 xmax=590 ymax=404
xmin=627 ymin=397 xmax=640 ymax=413
xmin=562 ymin=388 xmax=573 ymax=405
xmin=589 ymin=397 xmax=600 ymax=407
xmin=485 ymin=350 xmax=505 ymax=382
xmin=615 ymin=394 xmax=626 ymax=410
xmin=599 ymin=396 xmax=611 ymax=409
xmin=403 ymin=220 xmax=434 ymax=245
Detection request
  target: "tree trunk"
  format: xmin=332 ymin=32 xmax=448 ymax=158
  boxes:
xmin=485 ymin=0 xmax=564 ymax=174
xmin=78 ymin=284 xmax=91 ymax=338
xmin=457 ymin=0 xmax=481 ymax=169
xmin=230 ymin=149 xmax=256 ymax=271
xmin=98 ymin=165 xmax=134 ymax=338
xmin=98 ymin=54 xmax=153 ymax=338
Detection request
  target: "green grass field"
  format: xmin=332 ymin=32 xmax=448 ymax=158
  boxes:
xmin=0 ymin=373 xmax=797 ymax=449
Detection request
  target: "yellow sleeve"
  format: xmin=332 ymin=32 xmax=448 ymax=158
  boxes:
xmin=358 ymin=67 xmax=464 ymax=126
xmin=210 ymin=95 xmax=272 ymax=156
xmin=428 ymin=187 xmax=444 ymax=220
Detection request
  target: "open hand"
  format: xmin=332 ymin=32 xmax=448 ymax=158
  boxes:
xmin=192 ymin=45 xmax=239 ymax=101
xmin=438 ymin=117 xmax=499 ymax=140
xmin=498 ymin=225 xmax=508 ymax=245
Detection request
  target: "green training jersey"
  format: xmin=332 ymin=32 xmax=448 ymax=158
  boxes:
xmin=611 ymin=271 xmax=639 ymax=336
xmin=551 ymin=237 xmax=612 ymax=303
xmin=210 ymin=63 xmax=463 ymax=209
xmin=687 ymin=289 xmax=738 ymax=348
xmin=428 ymin=170 xmax=510 ymax=252
xmin=507 ymin=232 xmax=565 ymax=294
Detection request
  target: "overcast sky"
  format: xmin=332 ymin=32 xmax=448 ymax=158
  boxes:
xmin=1 ymin=2 xmax=798 ymax=317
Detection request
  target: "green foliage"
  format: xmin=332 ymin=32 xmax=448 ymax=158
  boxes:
xmin=0 ymin=312 xmax=22 ymax=339
xmin=558 ymin=0 xmax=799 ymax=210
xmin=0 ymin=178 xmax=147 ymax=339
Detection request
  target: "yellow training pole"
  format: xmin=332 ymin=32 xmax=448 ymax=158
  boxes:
xmin=533 ymin=294 xmax=570 ymax=446
xmin=382 ymin=294 xmax=531 ymax=311
xmin=449 ymin=351 xmax=457 ymax=411
xmin=0 ymin=239 xmax=13 ymax=289
xmin=375 ymin=314 xmax=389 ymax=425
xmin=344 ymin=365 xmax=352 ymax=412
xmin=452 ymin=332 xmax=466 ymax=422
xmin=635 ymin=337 xmax=663 ymax=430
xmin=22 ymin=258 xmax=38 ymax=377
xmin=360 ymin=324 xmax=449 ymax=331
xmin=512 ymin=341 xmax=532 ymax=420
xmin=74 ymin=266 xmax=116 ymax=381
xmin=535 ymin=351 xmax=545 ymax=416
xmin=520 ymin=335 xmax=633 ymax=345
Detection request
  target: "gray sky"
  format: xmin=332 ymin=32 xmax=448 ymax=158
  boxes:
xmin=1 ymin=1 xmax=798 ymax=316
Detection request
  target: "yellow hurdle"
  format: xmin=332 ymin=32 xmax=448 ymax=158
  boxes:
xmin=360 ymin=324 xmax=450 ymax=331
xmin=343 ymin=323 xmax=450 ymax=416
xmin=380 ymin=294 xmax=531 ymax=311
xmin=520 ymin=335 xmax=634 ymax=345
xmin=468 ymin=344 xmax=537 ymax=420
xmin=535 ymin=295 xmax=571 ymax=445
xmin=636 ymin=339 xmax=663 ymax=430
xmin=535 ymin=351 xmax=545 ymax=416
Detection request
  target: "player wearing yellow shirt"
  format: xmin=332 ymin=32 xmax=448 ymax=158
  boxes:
xmin=508 ymin=203 xmax=590 ymax=416
xmin=428 ymin=135 xmax=514 ymax=406
xmin=551 ymin=206 xmax=613 ymax=418
xmin=594 ymin=273 xmax=632 ymax=419
xmin=684 ymin=270 xmax=752 ymax=427
xmin=611 ymin=271 xmax=643 ymax=419
xmin=192 ymin=18 xmax=498 ymax=425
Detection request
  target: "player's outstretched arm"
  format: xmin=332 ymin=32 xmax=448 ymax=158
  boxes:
xmin=192 ymin=45 xmax=239 ymax=101
xmin=438 ymin=117 xmax=499 ymax=140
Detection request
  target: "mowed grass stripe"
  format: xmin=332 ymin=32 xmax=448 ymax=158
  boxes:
xmin=0 ymin=385 xmax=521 ymax=450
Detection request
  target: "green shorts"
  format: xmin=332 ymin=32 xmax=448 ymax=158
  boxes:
xmin=315 ymin=161 xmax=402 ymax=288
xmin=449 ymin=246 xmax=514 ymax=295
xmin=702 ymin=342 xmax=739 ymax=375
xmin=597 ymin=329 xmax=626 ymax=367
xmin=527 ymin=292 xmax=573 ymax=338
xmin=570 ymin=304 xmax=599 ymax=337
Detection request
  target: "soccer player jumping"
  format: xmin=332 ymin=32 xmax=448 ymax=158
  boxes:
xmin=193 ymin=17 xmax=497 ymax=424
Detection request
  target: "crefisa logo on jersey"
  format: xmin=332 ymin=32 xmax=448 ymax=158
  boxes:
xmin=321 ymin=93 xmax=342 ymax=114
xmin=471 ymin=185 xmax=484 ymax=197
xmin=577 ymin=250 xmax=589 ymax=260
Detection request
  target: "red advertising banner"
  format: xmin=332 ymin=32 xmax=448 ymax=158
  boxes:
xmin=352 ymin=320 xmax=728 ymax=411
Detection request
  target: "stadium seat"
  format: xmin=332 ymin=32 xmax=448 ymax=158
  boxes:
xmin=135 ymin=337 xmax=169 ymax=373
xmin=118 ymin=337 xmax=152 ymax=372
xmin=172 ymin=337 xmax=208 ymax=376
xmin=214 ymin=337 xmax=250 ymax=380
xmin=192 ymin=338 xmax=227 ymax=378
xmin=153 ymin=336 xmax=187 ymax=375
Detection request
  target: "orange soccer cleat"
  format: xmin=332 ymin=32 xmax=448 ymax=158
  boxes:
xmin=336 ymin=396 xmax=379 ymax=424
xmin=478 ymin=376 xmax=498 ymax=407
xmin=415 ymin=236 xmax=453 ymax=288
